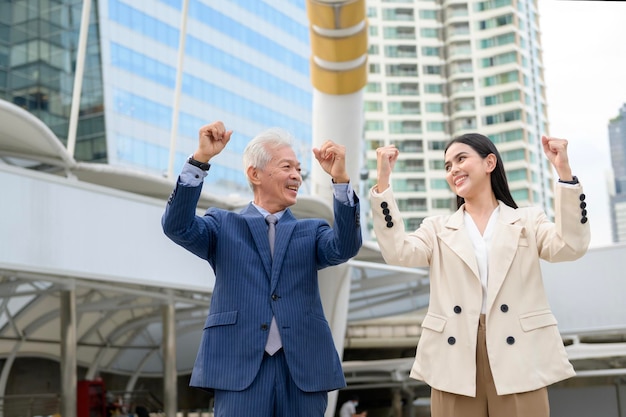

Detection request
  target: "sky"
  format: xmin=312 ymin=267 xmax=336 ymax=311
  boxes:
xmin=537 ymin=0 xmax=626 ymax=248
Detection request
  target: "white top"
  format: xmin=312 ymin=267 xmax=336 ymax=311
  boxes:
xmin=464 ymin=206 xmax=500 ymax=313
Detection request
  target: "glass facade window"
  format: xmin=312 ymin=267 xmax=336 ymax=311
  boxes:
xmin=382 ymin=8 xmax=415 ymax=21
xmin=1 ymin=0 xmax=106 ymax=162
xmin=386 ymin=64 xmax=418 ymax=77
xmin=390 ymin=120 xmax=422 ymax=133
xmin=484 ymin=109 xmax=522 ymax=125
xmin=479 ymin=32 xmax=516 ymax=49
xmin=396 ymin=160 xmax=425 ymax=173
xmin=430 ymin=178 xmax=449 ymax=189
xmin=432 ymin=198 xmax=453 ymax=209
xmin=424 ymin=83 xmax=443 ymax=94
xmin=383 ymin=26 xmax=416 ymax=39
xmin=482 ymin=70 xmax=519 ymax=87
xmin=428 ymin=140 xmax=447 ymax=151
xmin=388 ymin=101 xmax=421 ymax=115
xmin=427 ymin=121 xmax=446 ymax=132
xmin=366 ymin=82 xmax=382 ymax=92
xmin=421 ymin=46 xmax=440 ymax=57
xmin=419 ymin=10 xmax=438 ymax=20
xmin=501 ymin=148 xmax=526 ymax=162
xmin=385 ymin=45 xmax=417 ymax=58
xmin=483 ymin=90 xmax=520 ymax=106
xmin=507 ymin=168 xmax=528 ymax=181
xmin=364 ymin=101 xmax=383 ymax=112
xmin=420 ymin=28 xmax=440 ymax=38
xmin=393 ymin=139 xmax=423 ymax=152
xmin=423 ymin=65 xmax=442 ymax=75
xmin=365 ymin=120 xmax=385 ymax=131
xmin=393 ymin=178 xmax=426 ymax=192
xmin=489 ymin=129 xmax=524 ymax=143
xmin=481 ymin=51 xmax=518 ymax=67
xmin=478 ymin=13 xmax=514 ymax=30
xmin=398 ymin=198 xmax=427 ymax=210
xmin=425 ymin=102 xmax=444 ymax=113
xmin=387 ymin=82 xmax=419 ymax=95
xmin=475 ymin=0 xmax=513 ymax=12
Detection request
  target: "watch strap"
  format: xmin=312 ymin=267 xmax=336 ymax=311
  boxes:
xmin=188 ymin=157 xmax=211 ymax=171
xmin=558 ymin=175 xmax=579 ymax=185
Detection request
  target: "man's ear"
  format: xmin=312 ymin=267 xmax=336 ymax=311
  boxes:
xmin=485 ymin=153 xmax=497 ymax=173
xmin=247 ymin=166 xmax=261 ymax=185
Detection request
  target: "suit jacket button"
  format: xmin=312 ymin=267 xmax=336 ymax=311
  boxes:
xmin=581 ymin=217 xmax=588 ymax=224
xmin=506 ymin=336 xmax=515 ymax=345
xmin=500 ymin=304 xmax=509 ymax=313
xmin=453 ymin=305 xmax=462 ymax=314
xmin=386 ymin=221 xmax=394 ymax=228
xmin=581 ymin=209 xmax=587 ymax=216
xmin=580 ymin=201 xmax=587 ymax=209
xmin=272 ymin=294 xmax=279 ymax=301
xmin=448 ymin=336 xmax=456 ymax=345
xmin=261 ymin=324 xmax=269 ymax=331
xmin=382 ymin=208 xmax=390 ymax=215
xmin=579 ymin=194 xmax=586 ymax=201
xmin=381 ymin=202 xmax=389 ymax=209
xmin=385 ymin=215 xmax=392 ymax=222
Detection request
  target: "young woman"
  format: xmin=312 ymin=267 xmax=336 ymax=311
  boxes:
xmin=370 ymin=134 xmax=590 ymax=417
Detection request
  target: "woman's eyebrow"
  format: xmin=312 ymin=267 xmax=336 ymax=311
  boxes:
xmin=444 ymin=151 xmax=469 ymax=164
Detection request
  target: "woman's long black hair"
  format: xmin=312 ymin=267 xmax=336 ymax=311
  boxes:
xmin=444 ymin=133 xmax=518 ymax=209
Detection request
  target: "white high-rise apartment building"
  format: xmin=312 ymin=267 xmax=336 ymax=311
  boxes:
xmin=363 ymin=0 xmax=554 ymax=236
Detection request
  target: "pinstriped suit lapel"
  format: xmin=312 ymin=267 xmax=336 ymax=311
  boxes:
xmin=241 ymin=204 xmax=272 ymax=278
xmin=271 ymin=209 xmax=297 ymax=289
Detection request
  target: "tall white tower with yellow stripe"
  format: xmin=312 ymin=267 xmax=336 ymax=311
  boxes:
xmin=306 ymin=1 xmax=368 ymax=415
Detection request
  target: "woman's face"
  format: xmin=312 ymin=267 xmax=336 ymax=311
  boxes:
xmin=444 ymin=142 xmax=495 ymax=200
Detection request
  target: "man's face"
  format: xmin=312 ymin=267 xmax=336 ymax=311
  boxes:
xmin=251 ymin=145 xmax=302 ymax=213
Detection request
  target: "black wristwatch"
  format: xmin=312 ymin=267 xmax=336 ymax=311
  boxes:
xmin=558 ymin=176 xmax=579 ymax=185
xmin=188 ymin=156 xmax=210 ymax=171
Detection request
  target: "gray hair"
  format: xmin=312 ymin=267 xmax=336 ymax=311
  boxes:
xmin=243 ymin=127 xmax=295 ymax=188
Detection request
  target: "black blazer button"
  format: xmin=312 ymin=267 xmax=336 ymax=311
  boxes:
xmin=381 ymin=202 xmax=389 ymax=209
xmin=581 ymin=217 xmax=588 ymax=224
xmin=506 ymin=336 xmax=515 ymax=345
xmin=448 ymin=336 xmax=456 ymax=345
xmin=581 ymin=209 xmax=587 ymax=216
xmin=579 ymin=194 xmax=586 ymax=201
xmin=386 ymin=221 xmax=394 ymax=228
xmin=382 ymin=208 xmax=390 ymax=215
xmin=453 ymin=305 xmax=462 ymax=314
xmin=261 ymin=324 xmax=269 ymax=331
xmin=500 ymin=304 xmax=509 ymax=313
xmin=580 ymin=201 xmax=587 ymax=209
xmin=385 ymin=215 xmax=392 ymax=222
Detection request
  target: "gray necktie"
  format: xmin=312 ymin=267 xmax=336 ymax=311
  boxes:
xmin=264 ymin=214 xmax=282 ymax=355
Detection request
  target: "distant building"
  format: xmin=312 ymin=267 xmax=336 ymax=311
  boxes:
xmin=363 ymin=0 xmax=555 ymax=237
xmin=0 ymin=0 xmax=312 ymax=197
xmin=608 ymin=103 xmax=626 ymax=243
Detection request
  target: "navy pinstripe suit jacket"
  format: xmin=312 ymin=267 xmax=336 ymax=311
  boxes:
xmin=162 ymin=180 xmax=362 ymax=392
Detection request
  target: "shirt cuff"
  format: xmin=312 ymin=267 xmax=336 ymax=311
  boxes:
xmin=179 ymin=161 xmax=208 ymax=186
xmin=333 ymin=182 xmax=356 ymax=206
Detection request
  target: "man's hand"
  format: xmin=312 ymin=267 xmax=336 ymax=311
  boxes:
xmin=541 ymin=135 xmax=573 ymax=181
xmin=193 ymin=121 xmax=233 ymax=163
xmin=312 ymin=140 xmax=350 ymax=183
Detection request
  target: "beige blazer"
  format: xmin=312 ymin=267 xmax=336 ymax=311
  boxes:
xmin=370 ymin=183 xmax=590 ymax=397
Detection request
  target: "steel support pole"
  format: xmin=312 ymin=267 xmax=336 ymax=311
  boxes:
xmin=60 ymin=287 xmax=77 ymax=417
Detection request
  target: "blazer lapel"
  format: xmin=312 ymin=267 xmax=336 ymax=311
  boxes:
xmin=241 ymin=204 xmax=272 ymax=278
xmin=485 ymin=202 xmax=523 ymax=311
xmin=438 ymin=205 xmax=481 ymax=281
xmin=270 ymin=208 xmax=297 ymax=288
